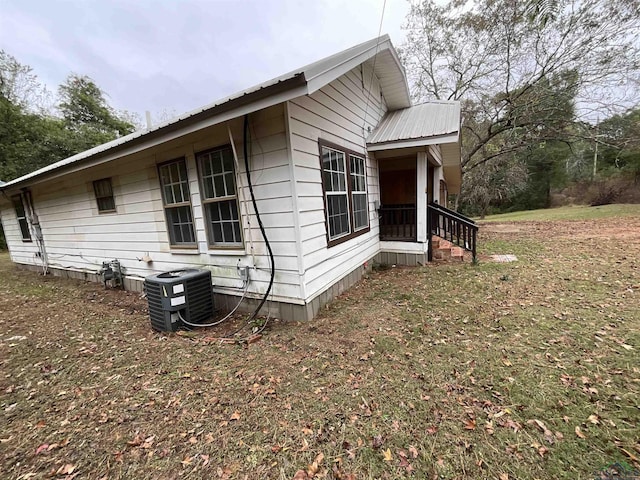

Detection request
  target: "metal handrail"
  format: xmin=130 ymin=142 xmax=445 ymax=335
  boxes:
xmin=427 ymin=203 xmax=478 ymax=262
xmin=428 ymin=202 xmax=477 ymax=228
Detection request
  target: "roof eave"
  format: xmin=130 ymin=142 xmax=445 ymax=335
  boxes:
xmin=306 ymin=36 xmax=410 ymax=109
xmin=367 ymin=132 xmax=459 ymax=152
xmin=0 ymin=74 xmax=309 ymax=191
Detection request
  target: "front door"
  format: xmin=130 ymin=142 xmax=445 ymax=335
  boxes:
xmin=379 ymin=157 xmax=417 ymax=241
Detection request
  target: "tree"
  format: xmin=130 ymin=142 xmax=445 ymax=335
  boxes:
xmin=0 ymin=50 xmax=51 ymax=112
xmin=459 ymin=153 xmax=528 ymax=218
xmin=596 ymin=108 xmax=640 ymax=176
xmin=58 ymin=74 xmax=135 ymax=151
xmin=401 ymin=0 xmax=640 ymax=206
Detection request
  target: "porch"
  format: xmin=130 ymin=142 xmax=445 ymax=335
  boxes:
xmin=366 ymin=102 xmax=477 ymax=262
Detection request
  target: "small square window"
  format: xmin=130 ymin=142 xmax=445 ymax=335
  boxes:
xmin=93 ymin=178 xmax=116 ymax=213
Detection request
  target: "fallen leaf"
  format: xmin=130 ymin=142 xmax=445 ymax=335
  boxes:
xmin=372 ymin=435 xmax=384 ymax=449
xmin=306 ymin=452 xmax=324 ymax=476
xmin=426 ymin=425 xmax=438 ymax=435
xmin=499 ymin=473 xmax=509 ymax=480
xmin=408 ymin=445 xmax=419 ymax=458
xmin=485 ymin=420 xmax=495 ymax=435
xmin=587 ymin=414 xmax=600 ymax=424
xmin=56 ymin=464 xmax=76 ymax=475
xmin=230 ymin=411 xmax=241 ymax=421
xmin=17 ymin=473 xmax=37 ymax=479
xmin=35 ymin=444 xmax=49 ymax=455
xmin=464 ymin=418 xmax=476 ymax=430
xmin=575 ymin=426 xmax=587 ymax=439
xmin=382 ymin=448 xmax=393 ymax=462
xmin=619 ymin=447 xmax=638 ymax=462
xmin=292 ymin=470 xmax=309 ymax=480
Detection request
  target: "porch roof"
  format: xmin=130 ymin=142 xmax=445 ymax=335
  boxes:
xmin=366 ymin=101 xmax=460 ymax=151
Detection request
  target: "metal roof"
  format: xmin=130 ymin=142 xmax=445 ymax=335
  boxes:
xmin=1 ymin=35 xmax=410 ymax=191
xmin=367 ymin=101 xmax=460 ymax=148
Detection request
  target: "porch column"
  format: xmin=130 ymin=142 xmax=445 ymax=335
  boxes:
xmin=416 ymin=151 xmax=428 ymax=243
xmin=432 ymin=165 xmax=444 ymax=204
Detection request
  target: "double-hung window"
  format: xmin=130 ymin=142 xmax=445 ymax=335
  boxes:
xmin=320 ymin=142 xmax=370 ymax=247
xmin=197 ymin=146 xmax=242 ymax=247
xmin=93 ymin=178 xmax=116 ymax=213
xmin=158 ymin=158 xmax=196 ymax=246
xmin=12 ymin=194 xmax=31 ymax=242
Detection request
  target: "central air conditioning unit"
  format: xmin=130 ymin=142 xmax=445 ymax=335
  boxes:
xmin=144 ymin=269 xmax=214 ymax=332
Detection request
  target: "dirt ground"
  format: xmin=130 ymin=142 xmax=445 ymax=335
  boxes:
xmin=1 ymin=212 xmax=639 ymax=479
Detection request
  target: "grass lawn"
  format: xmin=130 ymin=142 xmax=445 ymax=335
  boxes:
xmin=478 ymin=204 xmax=640 ymax=222
xmin=1 ymin=208 xmax=639 ymax=479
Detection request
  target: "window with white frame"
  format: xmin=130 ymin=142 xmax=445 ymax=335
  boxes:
xmin=12 ymin=194 xmax=31 ymax=242
xmin=197 ymin=146 xmax=242 ymax=247
xmin=320 ymin=142 xmax=369 ymax=246
xmin=350 ymin=155 xmax=368 ymax=231
xmin=158 ymin=158 xmax=196 ymax=246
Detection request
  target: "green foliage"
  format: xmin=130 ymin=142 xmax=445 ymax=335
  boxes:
xmin=507 ymin=140 xmax=571 ymax=211
xmin=0 ymin=93 xmax=74 ymax=180
xmin=597 ymin=108 xmax=640 ymax=177
xmin=0 ymin=57 xmax=136 ymax=183
xmin=58 ymin=74 xmax=135 ymax=150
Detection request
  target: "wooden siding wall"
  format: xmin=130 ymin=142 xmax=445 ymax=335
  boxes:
xmin=0 ymin=104 xmax=304 ymax=303
xmin=287 ymin=62 xmax=388 ymax=301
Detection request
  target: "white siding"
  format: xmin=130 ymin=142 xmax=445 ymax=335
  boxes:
xmin=2 ymin=104 xmax=304 ymax=303
xmin=0 ymin=202 xmax=40 ymax=265
xmin=287 ymin=63 xmax=388 ymax=301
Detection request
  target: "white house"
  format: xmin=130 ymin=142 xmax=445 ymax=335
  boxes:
xmin=0 ymin=35 xmax=474 ymax=321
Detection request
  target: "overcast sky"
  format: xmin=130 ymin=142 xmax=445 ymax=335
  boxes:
xmin=0 ymin=0 xmax=411 ymax=122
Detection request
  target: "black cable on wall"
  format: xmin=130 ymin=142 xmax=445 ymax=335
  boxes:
xmin=243 ymin=114 xmax=275 ymax=321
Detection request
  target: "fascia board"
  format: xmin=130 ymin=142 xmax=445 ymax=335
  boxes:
xmin=367 ymin=133 xmax=460 ymax=151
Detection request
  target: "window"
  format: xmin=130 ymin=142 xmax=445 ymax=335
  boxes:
xmin=12 ymin=194 xmax=31 ymax=242
xmin=93 ymin=178 xmax=116 ymax=212
xmin=319 ymin=142 xmax=369 ymax=246
xmin=350 ymin=155 xmax=368 ymax=231
xmin=197 ymin=146 xmax=242 ymax=247
xmin=158 ymin=158 xmax=196 ymax=246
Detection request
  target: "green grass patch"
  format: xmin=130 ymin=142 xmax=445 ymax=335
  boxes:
xmin=478 ymin=203 xmax=640 ymax=222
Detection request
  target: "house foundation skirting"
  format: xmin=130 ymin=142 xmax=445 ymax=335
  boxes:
xmin=15 ymin=260 xmax=377 ymax=322
xmin=374 ymin=251 xmax=427 ymax=266
xmin=16 ymin=248 xmax=424 ymax=321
